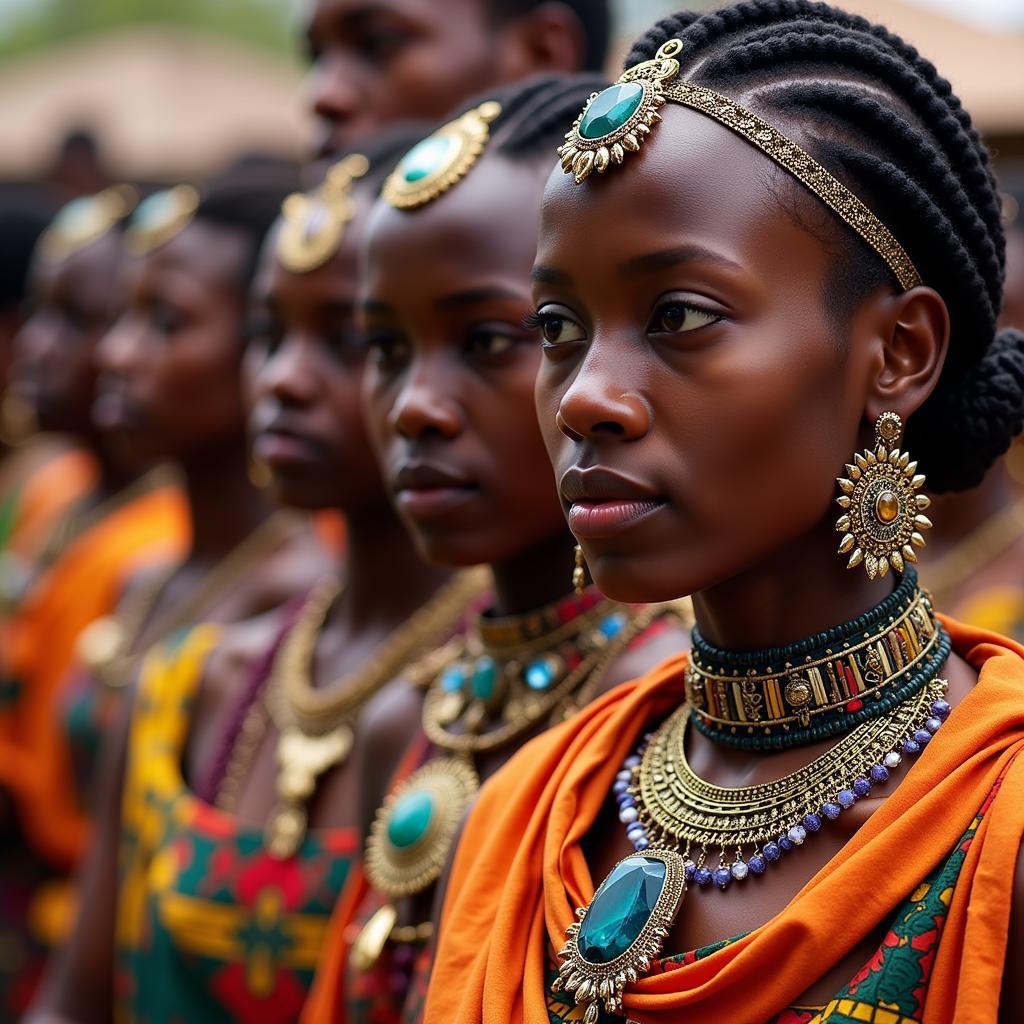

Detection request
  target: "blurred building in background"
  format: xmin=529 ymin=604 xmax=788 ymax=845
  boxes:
xmin=0 ymin=0 xmax=1021 ymax=199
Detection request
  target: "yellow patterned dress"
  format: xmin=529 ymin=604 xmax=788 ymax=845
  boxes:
xmin=115 ymin=625 xmax=356 ymax=1023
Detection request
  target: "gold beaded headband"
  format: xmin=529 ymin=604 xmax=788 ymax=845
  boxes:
xmin=276 ymin=153 xmax=369 ymax=274
xmin=124 ymin=185 xmax=200 ymax=257
xmin=39 ymin=186 xmax=137 ymax=263
xmin=557 ymin=39 xmax=922 ymax=291
xmin=382 ymin=101 xmax=502 ymax=211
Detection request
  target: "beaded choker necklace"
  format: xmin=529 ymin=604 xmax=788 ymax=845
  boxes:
xmin=686 ymin=569 xmax=949 ymax=749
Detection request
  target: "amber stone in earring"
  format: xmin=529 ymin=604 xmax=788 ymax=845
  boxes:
xmin=836 ymin=412 xmax=932 ymax=581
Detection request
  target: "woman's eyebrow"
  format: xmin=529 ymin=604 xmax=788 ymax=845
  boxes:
xmin=619 ymin=244 xmax=743 ymax=280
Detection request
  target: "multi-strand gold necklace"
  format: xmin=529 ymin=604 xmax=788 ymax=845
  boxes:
xmin=214 ymin=569 xmax=488 ymax=859
xmin=352 ymin=593 xmax=687 ymax=971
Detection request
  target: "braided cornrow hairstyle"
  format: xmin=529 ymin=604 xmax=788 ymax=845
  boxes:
xmin=455 ymin=73 xmax=609 ymax=163
xmin=626 ymin=0 xmax=1024 ymax=492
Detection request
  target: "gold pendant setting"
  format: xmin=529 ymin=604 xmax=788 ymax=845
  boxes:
xmin=363 ymin=756 xmax=479 ymax=898
xmin=554 ymin=848 xmax=686 ymax=1022
xmin=558 ymin=39 xmax=682 ymax=183
xmin=836 ymin=413 xmax=932 ymax=580
xmin=382 ymin=101 xmax=502 ymax=210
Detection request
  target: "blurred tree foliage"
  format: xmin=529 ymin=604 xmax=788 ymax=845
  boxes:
xmin=0 ymin=0 xmax=298 ymax=62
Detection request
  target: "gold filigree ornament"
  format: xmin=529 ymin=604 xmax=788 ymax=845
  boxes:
xmin=558 ymin=39 xmax=682 ymax=184
xmin=836 ymin=412 xmax=932 ymax=581
xmin=39 ymin=185 xmax=137 ymax=262
xmin=124 ymin=184 xmax=200 ymax=256
xmin=382 ymin=100 xmax=502 ymax=210
xmin=553 ymin=848 xmax=687 ymax=1023
xmin=276 ymin=153 xmax=369 ymax=273
xmin=352 ymin=756 xmax=479 ymax=970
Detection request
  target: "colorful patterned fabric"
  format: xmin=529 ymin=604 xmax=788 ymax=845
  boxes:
xmin=115 ymin=625 xmax=358 ymax=1023
xmin=543 ymin=788 xmax=989 ymax=1024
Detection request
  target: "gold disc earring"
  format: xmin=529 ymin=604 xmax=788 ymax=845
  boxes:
xmin=836 ymin=412 xmax=932 ymax=580
xmin=572 ymin=544 xmax=587 ymax=595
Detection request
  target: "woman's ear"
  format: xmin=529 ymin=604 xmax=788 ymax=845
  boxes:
xmin=860 ymin=285 xmax=951 ymax=425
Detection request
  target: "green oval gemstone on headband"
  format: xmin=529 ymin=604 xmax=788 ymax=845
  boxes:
xmin=578 ymin=82 xmax=645 ymax=140
xmin=400 ymin=135 xmax=458 ymax=183
xmin=386 ymin=790 xmax=435 ymax=849
xmin=577 ymin=855 xmax=667 ymax=963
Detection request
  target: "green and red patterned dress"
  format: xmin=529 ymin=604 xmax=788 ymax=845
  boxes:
xmin=115 ymin=624 xmax=357 ymax=1023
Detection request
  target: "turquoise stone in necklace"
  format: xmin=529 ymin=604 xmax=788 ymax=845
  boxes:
xmin=386 ymin=790 xmax=435 ymax=849
xmin=576 ymin=855 xmax=667 ymax=963
xmin=470 ymin=656 xmax=498 ymax=701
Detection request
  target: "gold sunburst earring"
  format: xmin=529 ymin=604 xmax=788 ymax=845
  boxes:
xmin=572 ymin=544 xmax=587 ymax=595
xmin=836 ymin=412 xmax=932 ymax=580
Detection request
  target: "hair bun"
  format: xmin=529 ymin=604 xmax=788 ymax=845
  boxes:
xmin=916 ymin=327 xmax=1024 ymax=492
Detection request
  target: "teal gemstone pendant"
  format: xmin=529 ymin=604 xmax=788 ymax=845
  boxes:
xmin=557 ymin=38 xmax=683 ymax=184
xmin=553 ymin=848 xmax=686 ymax=1022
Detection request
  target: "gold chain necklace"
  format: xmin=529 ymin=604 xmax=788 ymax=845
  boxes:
xmin=75 ymin=510 xmax=302 ymax=690
xmin=216 ymin=569 xmax=488 ymax=859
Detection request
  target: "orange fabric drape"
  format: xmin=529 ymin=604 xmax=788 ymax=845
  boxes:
xmin=302 ymin=734 xmax=434 ymax=1024
xmin=4 ymin=447 xmax=97 ymax=559
xmin=0 ymin=484 xmax=189 ymax=869
xmin=425 ymin=617 xmax=1024 ymax=1024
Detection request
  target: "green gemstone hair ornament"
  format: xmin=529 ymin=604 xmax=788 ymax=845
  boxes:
xmin=124 ymin=185 xmax=200 ymax=257
xmin=276 ymin=153 xmax=369 ymax=274
xmin=557 ymin=38 xmax=922 ymax=291
xmin=39 ymin=185 xmax=137 ymax=263
xmin=382 ymin=100 xmax=502 ymax=211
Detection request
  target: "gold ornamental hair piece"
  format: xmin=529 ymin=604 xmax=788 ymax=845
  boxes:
xmin=39 ymin=185 xmax=137 ymax=262
xmin=836 ymin=412 xmax=932 ymax=581
xmin=558 ymin=39 xmax=922 ymax=291
xmin=124 ymin=185 xmax=200 ymax=257
xmin=382 ymin=100 xmax=502 ymax=210
xmin=276 ymin=153 xmax=369 ymax=273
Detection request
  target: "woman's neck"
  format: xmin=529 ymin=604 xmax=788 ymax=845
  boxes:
xmin=488 ymin=532 xmax=579 ymax=618
xmin=694 ymin=514 xmax=895 ymax=651
xmin=331 ymin=502 xmax=452 ymax=634
xmin=179 ymin=439 xmax=272 ymax=564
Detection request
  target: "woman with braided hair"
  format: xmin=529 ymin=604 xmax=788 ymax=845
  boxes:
xmin=425 ymin=3 xmax=1024 ymax=1022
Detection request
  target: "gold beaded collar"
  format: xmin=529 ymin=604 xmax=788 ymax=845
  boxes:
xmin=39 ymin=186 xmax=137 ymax=262
xmin=276 ymin=153 xmax=369 ymax=273
xmin=557 ymin=39 xmax=922 ymax=291
xmin=382 ymin=100 xmax=502 ymax=211
xmin=124 ymin=185 xmax=200 ymax=257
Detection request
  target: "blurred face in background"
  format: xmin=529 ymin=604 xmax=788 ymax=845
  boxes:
xmin=304 ymin=0 xmax=590 ymax=156
xmin=11 ymin=231 xmax=121 ymax=437
xmin=93 ymin=220 xmax=251 ymax=466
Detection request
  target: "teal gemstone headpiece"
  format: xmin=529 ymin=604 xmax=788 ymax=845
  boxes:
xmin=557 ymin=39 xmax=922 ymax=291
xmin=382 ymin=100 xmax=502 ymax=211
xmin=124 ymin=185 xmax=199 ymax=257
xmin=39 ymin=186 xmax=137 ymax=262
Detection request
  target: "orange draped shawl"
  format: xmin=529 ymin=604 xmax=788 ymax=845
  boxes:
xmin=0 ymin=484 xmax=188 ymax=868
xmin=425 ymin=618 xmax=1024 ymax=1024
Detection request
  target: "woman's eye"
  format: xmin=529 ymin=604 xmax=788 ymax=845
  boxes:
xmin=366 ymin=333 xmax=409 ymax=367
xmin=149 ymin=302 xmax=182 ymax=335
xmin=651 ymin=303 xmax=719 ymax=335
xmin=526 ymin=311 xmax=585 ymax=346
xmin=466 ymin=331 xmax=519 ymax=357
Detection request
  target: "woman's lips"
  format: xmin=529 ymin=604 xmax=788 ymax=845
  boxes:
xmin=393 ymin=462 xmax=478 ymax=521
xmin=253 ymin=430 xmax=325 ymax=469
xmin=568 ymin=498 xmax=667 ymax=539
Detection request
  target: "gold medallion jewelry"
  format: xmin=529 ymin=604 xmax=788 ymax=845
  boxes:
xmin=212 ymin=569 xmax=487 ymax=858
xmin=382 ymin=100 xmax=502 ymax=210
xmin=353 ymin=596 xmax=680 ymax=971
xmin=38 ymin=185 xmax=137 ymax=262
xmin=352 ymin=755 xmax=479 ymax=971
xmin=276 ymin=153 xmax=369 ymax=273
xmin=836 ymin=412 xmax=932 ymax=580
xmin=124 ymin=185 xmax=200 ymax=256
xmin=558 ymin=39 xmax=922 ymax=291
